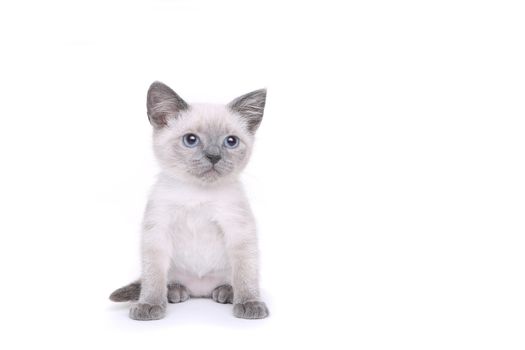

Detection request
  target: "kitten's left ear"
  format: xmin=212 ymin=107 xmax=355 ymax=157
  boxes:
xmin=228 ymin=89 xmax=267 ymax=133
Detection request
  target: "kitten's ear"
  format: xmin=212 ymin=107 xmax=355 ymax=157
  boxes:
xmin=228 ymin=89 xmax=267 ymax=133
xmin=147 ymin=81 xmax=189 ymax=128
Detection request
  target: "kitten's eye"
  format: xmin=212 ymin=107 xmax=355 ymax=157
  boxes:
xmin=183 ymin=133 xmax=200 ymax=147
xmin=224 ymin=136 xmax=239 ymax=149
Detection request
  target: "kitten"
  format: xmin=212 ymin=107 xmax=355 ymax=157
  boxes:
xmin=109 ymin=81 xmax=269 ymax=320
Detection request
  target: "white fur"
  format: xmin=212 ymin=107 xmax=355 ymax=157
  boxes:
xmin=138 ymin=102 xmax=261 ymax=307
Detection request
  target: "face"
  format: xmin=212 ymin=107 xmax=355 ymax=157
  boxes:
xmin=146 ymin=82 xmax=266 ymax=185
xmin=153 ymin=105 xmax=253 ymax=184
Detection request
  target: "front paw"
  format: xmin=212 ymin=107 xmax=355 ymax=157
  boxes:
xmin=129 ymin=303 xmax=166 ymax=321
xmin=233 ymin=301 xmax=269 ymax=319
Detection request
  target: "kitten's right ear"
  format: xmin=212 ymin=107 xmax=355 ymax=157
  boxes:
xmin=147 ymin=81 xmax=189 ymax=128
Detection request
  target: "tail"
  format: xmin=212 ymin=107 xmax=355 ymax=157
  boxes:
xmin=109 ymin=281 xmax=141 ymax=302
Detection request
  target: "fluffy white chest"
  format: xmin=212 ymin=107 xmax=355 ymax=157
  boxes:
xmin=168 ymin=204 xmax=230 ymax=278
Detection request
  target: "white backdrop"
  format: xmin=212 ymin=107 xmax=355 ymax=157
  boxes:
xmin=0 ymin=0 xmax=524 ymax=349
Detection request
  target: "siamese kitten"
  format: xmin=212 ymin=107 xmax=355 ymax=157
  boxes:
xmin=109 ymin=82 xmax=269 ymax=320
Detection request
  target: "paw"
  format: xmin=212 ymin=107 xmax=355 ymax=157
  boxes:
xmin=129 ymin=303 xmax=166 ymax=321
xmin=233 ymin=301 xmax=269 ymax=319
xmin=211 ymin=285 xmax=233 ymax=304
xmin=167 ymin=283 xmax=190 ymax=303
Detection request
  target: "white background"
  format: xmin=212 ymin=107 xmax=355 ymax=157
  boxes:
xmin=0 ymin=0 xmax=524 ymax=349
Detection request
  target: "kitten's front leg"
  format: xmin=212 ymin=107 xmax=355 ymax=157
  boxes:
xmin=221 ymin=208 xmax=269 ymax=319
xmin=130 ymin=249 xmax=169 ymax=320
xmin=230 ymin=246 xmax=269 ymax=319
xmin=130 ymin=209 xmax=171 ymax=321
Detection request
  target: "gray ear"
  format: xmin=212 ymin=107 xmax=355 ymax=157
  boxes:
xmin=147 ymin=81 xmax=189 ymax=128
xmin=228 ymin=89 xmax=267 ymax=133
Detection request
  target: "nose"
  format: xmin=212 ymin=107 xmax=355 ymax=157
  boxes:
xmin=205 ymin=153 xmax=221 ymax=165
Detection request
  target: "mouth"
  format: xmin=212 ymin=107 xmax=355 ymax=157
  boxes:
xmin=200 ymin=166 xmax=221 ymax=177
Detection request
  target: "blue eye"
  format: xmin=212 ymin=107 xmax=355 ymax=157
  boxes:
xmin=224 ymin=136 xmax=239 ymax=148
xmin=183 ymin=133 xmax=199 ymax=147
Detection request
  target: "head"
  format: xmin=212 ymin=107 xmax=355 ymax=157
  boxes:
xmin=146 ymin=81 xmax=266 ymax=185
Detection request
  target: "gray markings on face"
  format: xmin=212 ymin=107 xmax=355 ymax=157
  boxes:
xmin=146 ymin=83 xmax=265 ymax=184
xmin=169 ymin=125 xmax=248 ymax=182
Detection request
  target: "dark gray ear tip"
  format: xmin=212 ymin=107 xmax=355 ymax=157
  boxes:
xmin=252 ymin=88 xmax=267 ymax=104
xmin=254 ymin=88 xmax=267 ymax=98
xmin=251 ymin=89 xmax=267 ymax=106
xmin=148 ymin=81 xmax=171 ymax=95
xmin=228 ymin=88 xmax=268 ymax=108
xmin=148 ymin=81 xmax=158 ymax=90
xmin=243 ymin=88 xmax=267 ymax=97
xmin=147 ymin=81 xmax=186 ymax=106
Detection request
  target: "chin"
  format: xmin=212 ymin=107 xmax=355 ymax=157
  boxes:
xmin=165 ymin=165 xmax=237 ymax=186
xmin=197 ymin=170 xmax=239 ymax=186
xmin=199 ymin=173 xmax=221 ymax=183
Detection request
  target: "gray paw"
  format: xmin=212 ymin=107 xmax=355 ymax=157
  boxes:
xmin=211 ymin=285 xmax=233 ymax=304
xmin=167 ymin=283 xmax=190 ymax=303
xmin=129 ymin=303 xmax=166 ymax=321
xmin=233 ymin=301 xmax=269 ymax=319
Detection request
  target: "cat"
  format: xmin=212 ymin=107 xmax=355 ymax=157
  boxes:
xmin=109 ymin=81 xmax=269 ymax=320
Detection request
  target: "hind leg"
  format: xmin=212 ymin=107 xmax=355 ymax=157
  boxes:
xmin=211 ymin=285 xmax=234 ymax=304
xmin=167 ymin=283 xmax=190 ymax=303
xmin=110 ymin=281 xmax=190 ymax=303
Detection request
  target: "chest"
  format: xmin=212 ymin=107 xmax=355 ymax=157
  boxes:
xmin=169 ymin=204 xmax=221 ymax=244
xmin=167 ymin=204 xmax=229 ymax=276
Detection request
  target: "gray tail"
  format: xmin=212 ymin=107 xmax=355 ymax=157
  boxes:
xmin=109 ymin=281 xmax=141 ymax=302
